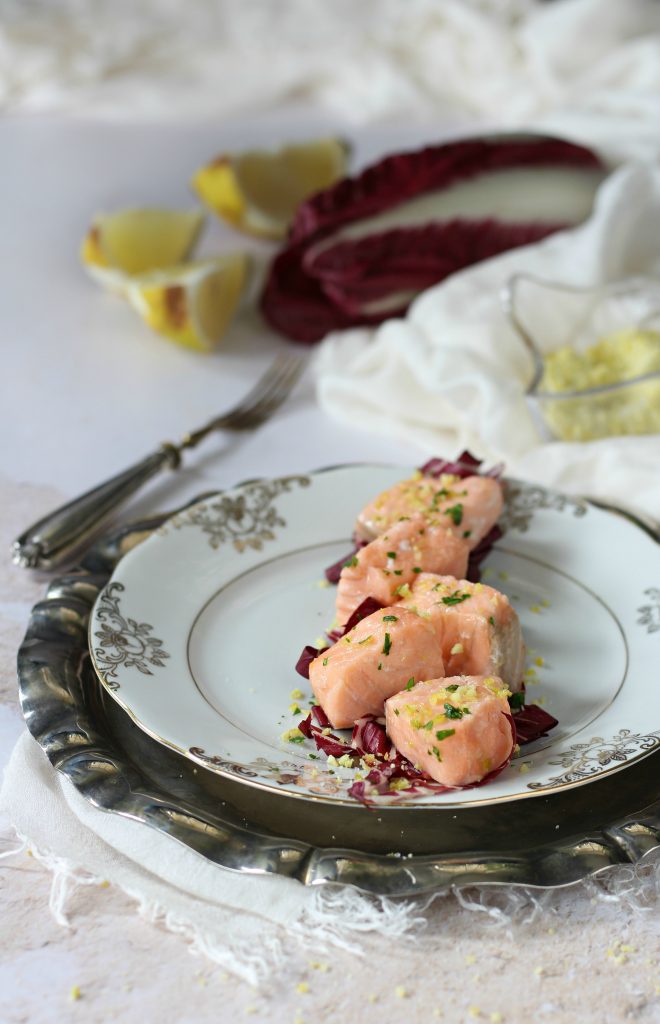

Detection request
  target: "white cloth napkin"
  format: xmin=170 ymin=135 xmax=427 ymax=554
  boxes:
xmin=316 ymin=163 xmax=660 ymax=523
xmin=1 ymin=0 xmax=659 ymax=164
xmin=0 ymin=732 xmax=433 ymax=985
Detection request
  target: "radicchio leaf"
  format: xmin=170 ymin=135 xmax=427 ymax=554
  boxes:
xmin=467 ymin=523 xmax=503 ymax=583
xmin=295 ymin=645 xmax=321 ymax=679
xmin=289 ymin=135 xmax=603 ymax=244
xmin=306 ymin=219 xmax=566 ymax=320
xmin=419 ymin=450 xmax=503 ymax=479
xmin=298 ymin=708 xmax=357 ymax=760
xmin=512 ymin=704 xmax=559 ymax=744
xmin=261 ymin=135 xmax=604 ymax=343
xmin=351 ymin=715 xmax=392 ymax=757
xmin=340 ymin=597 xmax=385 ymax=635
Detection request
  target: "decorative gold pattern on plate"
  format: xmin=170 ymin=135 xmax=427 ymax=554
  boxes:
xmin=501 ymin=481 xmax=588 ymax=533
xmin=637 ymin=587 xmax=660 ymax=634
xmin=189 ymin=747 xmax=346 ymax=796
xmin=527 ymin=729 xmax=660 ymax=790
xmin=161 ymin=475 xmax=311 ymax=552
xmin=93 ymin=581 xmax=170 ymax=689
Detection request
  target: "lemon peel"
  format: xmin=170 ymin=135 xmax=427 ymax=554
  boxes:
xmin=191 ymin=138 xmax=349 ymax=239
xmin=126 ymin=255 xmax=249 ymax=352
xmin=81 ymin=208 xmax=204 ymax=294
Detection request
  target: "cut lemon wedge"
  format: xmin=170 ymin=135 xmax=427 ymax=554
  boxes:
xmin=81 ymin=208 xmax=204 ymax=293
xmin=191 ymin=138 xmax=349 ymax=239
xmin=125 ymin=255 xmax=249 ymax=352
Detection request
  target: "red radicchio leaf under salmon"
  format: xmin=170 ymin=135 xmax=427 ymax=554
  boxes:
xmin=296 ymin=706 xmax=518 ymax=804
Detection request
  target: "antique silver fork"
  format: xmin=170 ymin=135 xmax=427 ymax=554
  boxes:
xmin=12 ymin=351 xmax=306 ymax=570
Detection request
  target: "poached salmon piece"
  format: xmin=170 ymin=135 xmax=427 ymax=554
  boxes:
xmin=309 ymin=606 xmax=445 ymax=729
xmin=398 ymin=573 xmax=525 ymax=693
xmin=356 ymin=473 xmax=503 ymax=549
xmin=336 ymin=514 xmax=469 ymax=627
xmin=385 ymin=675 xmax=513 ymax=787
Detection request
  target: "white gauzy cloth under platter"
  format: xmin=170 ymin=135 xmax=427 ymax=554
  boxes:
xmin=0 ymin=732 xmax=434 ymax=985
xmin=316 ymin=163 xmax=660 ymax=523
xmin=3 ymin=732 xmax=660 ymax=988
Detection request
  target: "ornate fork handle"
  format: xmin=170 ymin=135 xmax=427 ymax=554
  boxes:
xmin=12 ymin=351 xmax=305 ymax=570
xmin=12 ymin=444 xmax=182 ymax=570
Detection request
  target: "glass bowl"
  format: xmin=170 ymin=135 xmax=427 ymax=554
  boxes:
xmin=502 ymin=274 xmax=660 ymax=442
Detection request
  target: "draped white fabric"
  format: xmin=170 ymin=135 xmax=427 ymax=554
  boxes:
xmin=1 ymin=0 xmax=659 ymax=166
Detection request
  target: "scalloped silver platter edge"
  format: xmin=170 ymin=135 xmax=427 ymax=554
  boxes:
xmin=87 ymin=466 xmax=660 ymax=809
xmin=17 ymin=490 xmax=660 ymax=895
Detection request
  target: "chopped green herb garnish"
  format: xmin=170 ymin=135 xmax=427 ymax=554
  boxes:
xmin=443 ymin=703 xmax=470 ymax=720
xmin=431 ymin=746 xmax=442 ymax=761
xmin=322 ymin=657 xmax=329 ymax=666
xmin=509 ymin=691 xmax=525 ymax=710
xmin=445 ymin=684 xmax=459 ymax=692
xmin=382 ymin=633 xmax=392 ymax=656
xmin=488 ymin=615 xmax=495 ymax=626
xmin=412 ymin=566 xmax=422 ymax=573
xmin=289 ymin=734 xmax=306 ymax=744
xmin=386 ymin=551 xmax=397 ymax=559
xmin=435 ymin=728 xmax=456 ymax=741
xmin=441 ymin=590 xmax=472 ymax=606
xmin=422 ymin=720 xmax=434 ymax=730
xmin=344 ymin=555 xmax=359 ymax=568
xmin=393 ymin=569 xmax=403 ymax=576
xmin=309 ymin=753 xmax=319 ymax=760
xmin=393 ymin=708 xmax=400 ymax=716
xmin=443 ymin=503 xmax=464 ymax=526
xmin=382 ymin=615 xmax=398 ymax=622
xmin=405 ymin=677 xmax=415 ymax=691
xmin=358 ymin=634 xmax=374 ymax=645
xmin=462 ymin=530 xmax=472 ymax=539
xmin=378 ymin=662 xmax=383 ymax=671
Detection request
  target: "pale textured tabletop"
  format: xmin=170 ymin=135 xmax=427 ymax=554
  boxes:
xmin=1 ymin=115 xmax=659 ymax=1024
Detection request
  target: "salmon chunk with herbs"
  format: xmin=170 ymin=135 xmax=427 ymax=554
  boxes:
xmin=385 ymin=675 xmax=514 ymax=787
xmin=398 ymin=573 xmax=525 ymax=692
xmin=336 ymin=514 xmax=469 ymax=627
xmin=309 ymin=606 xmax=445 ymax=729
xmin=356 ymin=473 xmax=503 ymax=548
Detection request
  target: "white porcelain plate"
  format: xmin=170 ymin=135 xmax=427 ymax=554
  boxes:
xmin=89 ymin=466 xmax=660 ymax=807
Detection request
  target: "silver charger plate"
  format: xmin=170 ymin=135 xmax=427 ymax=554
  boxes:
xmin=17 ymin=480 xmax=660 ymax=896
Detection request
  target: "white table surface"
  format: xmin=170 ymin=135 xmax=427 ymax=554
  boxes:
xmin=1 ymin=112 xmax=659 ymax=1024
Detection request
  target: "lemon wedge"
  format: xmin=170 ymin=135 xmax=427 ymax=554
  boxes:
xmin=191 ymin=138 xmax=349 ymax=239
xmin=126 ymin=255 xmax=249 ymax=352
xmin=81 ymin=208 xmax=204 ymax=293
